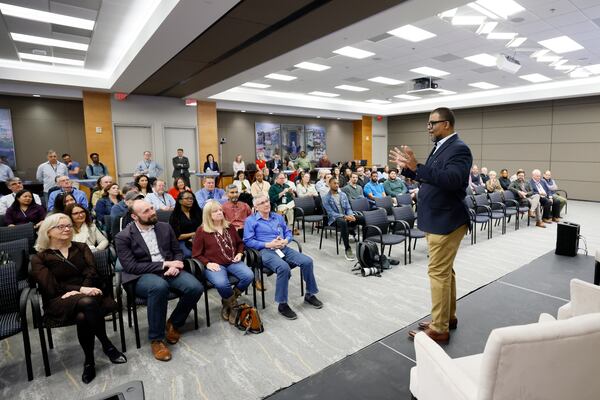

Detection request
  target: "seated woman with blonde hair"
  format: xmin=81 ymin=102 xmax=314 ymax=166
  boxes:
xmin=31 ymin=213 xmax=126 ymax=384
xmin=192 ymin=200 xmax=253 ymax=321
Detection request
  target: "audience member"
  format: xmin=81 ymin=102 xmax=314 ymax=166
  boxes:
xmin=314 ymin=169 xmax=329 ymax=193
xmin=251 ymin=170 xmax=271 ymax=198
xmin=91 ymin=175 xmax=113 ymax=208
xmin=32 ymin=214 xmax=126 ymax=384
xmin=332 ymin=167 xmax=342 ymax=183
xmin=363 ymin=170 xmax=386 ymax=203
xmin=36 ymin=149 xmax=69 ymax=200
xmin=48 ymin=176 xmax=89 ymax=211
xmin=498 ymin=169 xmax=511 ymax=190
xmin=134 ymin=174 xmax=152 ymax=197
xmin=296 ymin=172 xmax=318 ymax=198
xmin=317 ymin=154 xmax=332 ymax=168
xmin=85 ymin=153 xmax=109 ymax=179
xmin=355 ymin=166 xmax=368 ymax=187
xmin=134 ymin=151 xmax=163 ymax=181
xmin=295 ymin=150 xmax=311 ymax=171
xmin=316 ymin=173 xmax=332 ymax=198
xmin=232 ymin=154 xmax=245 ymax=175
xmin=172 ymin=149 xmax=190 ymax=187
xmin=5 ymin=189 xmax=46 ymax=227
xmin=485 ymin=170 xmax=503 ymax=193
xmin=509 ymin=170 xmax=545 ymax=228
xmin=0 ymin=177 xmax=42 ymax=214
xmin=203 ymin=153 xmax=220 ymax=173
xmin=222 ymin=184 xmax=252 ymax=235
xmin=168 ymin=177 xmax=191 ymax=200
xmin=193 ymin=200 xmax=253 ymax=321
xmin=169 ymin=190 xmax=202 ymax=258
xmin=383 ymin=169 xmax=408 ymax=198
xmin=243 ymin=194 xmax=322 ymax=320
xmin=480 ymin=167 xmax=489 ymax=183
xmin=322 ymin=177 xmax=356 ymax=261
xmin=339 ymin=167 xmax=352 ymax=187
xmin=269 ymin=172 xmax=298 ymax=234
xmin=62 ymin=153 xmax=81 ymax=180
xmin=381 ymin=165 xmax=390 ymax=181
xmin=145 ymin=179 xmax=176 ymax=211
xmin=341 ymin=173 xmax=365 ymax=202
xmin=195 ymin=176 xmax=226 ymax=208
xmin=95 ymin=183 xmax=122 ymax=224
xmin=255 ymin=152 xmax=267 ymax=171
xmin=115 ymin=199 xmax=203 ymax=362
xmin=543 ymin=170 xmax=566 ymax=217
xmin=530 ymin=169 xmax=560 ymax=223
xmin=65 ymin=204 xmax=108 ymax=252
xmin=468 ymin=165 xmax=484 ymax=192
xmin=52 ymin=192 xmax=77 ymax=215
xmin=267 ymin=154 xmax=282 ymax=174
xmin=0 ymin=157 xmax=14 ymax=182
xmin=233 ymin=171 xmax=251 ymax=197
xmin=110 ymin=188 xmax=144 ymax=231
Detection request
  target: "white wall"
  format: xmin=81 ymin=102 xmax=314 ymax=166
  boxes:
xmin=111 ymin=95 xmax=198 ymax=179
xmin=371 ymin=116 xmax=388 ymax=166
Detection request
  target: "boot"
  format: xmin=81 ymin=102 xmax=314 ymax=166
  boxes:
xmin=221 ymin=295 xmax=236 ymax=321
xmin=228 ymin=288 xmax=243 ymax=325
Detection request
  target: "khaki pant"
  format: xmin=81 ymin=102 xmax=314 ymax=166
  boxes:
xmin=426 ymin=224 xmax=468 ymax=333
xmin=553 ymin=194 xmax=567 ymax=215
xmin=527 ymin=194 xmax=542 ymax=221
xmin=277 ymin=200 xmax=295 ymax=226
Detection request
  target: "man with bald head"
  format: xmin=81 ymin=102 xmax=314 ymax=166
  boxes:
xmin=115 ymin=199 xmax=203 ymax=362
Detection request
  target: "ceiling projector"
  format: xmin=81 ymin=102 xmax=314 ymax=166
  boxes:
xmin=497 ymin=54 xmax=521 ymax=74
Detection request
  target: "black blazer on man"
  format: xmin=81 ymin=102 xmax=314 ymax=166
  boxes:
xmin=402 ymin=134 xmax=472 ymax=235
xmin=266 ymin=158 xmax=282 ymax=172
xmin=115 ymin=221 xmax=183 ymax=284
xmin=172 ymin=156 xmax=190 ymax=178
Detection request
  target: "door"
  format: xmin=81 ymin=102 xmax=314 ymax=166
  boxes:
xmin=163 ymin=126 xmax=199 ymax=191
xmin=114 ymin=125 xmax=152 ymax=185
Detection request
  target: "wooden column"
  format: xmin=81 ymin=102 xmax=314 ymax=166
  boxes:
xmin=353 ymin=116 xmax=372 ymax=166
xmin=197 ymin=100 xmax=219 ymax=165
xmin=82 ymin=91 xmax=115 ymax=178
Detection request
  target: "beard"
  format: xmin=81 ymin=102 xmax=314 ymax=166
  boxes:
xmin=140 ymin=215 xmax=158 ymax=225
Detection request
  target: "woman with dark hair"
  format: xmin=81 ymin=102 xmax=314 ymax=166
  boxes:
xmin=203 ymin=153 xmax=220 ymax=173
xmin=31 ymin=213 xmax=127 ymax=384
xmin=169 ymin=190 xmax=202 ymax=258
xmin=94 ymin=183 xmax=122 ymax=224
xmin=134 ymin=174 xmax=152 ymax=197
xmin=5 ymin=189 xmax=46 ymax=227
xmin=168 ymin=177 xmax=190 ymax=200
xmin=65 ymin=204 xmax=109 ymax=251
xmin=51 ymin=192 xmax=77 ymax=214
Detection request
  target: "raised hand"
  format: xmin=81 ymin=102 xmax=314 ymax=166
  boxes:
xmin=389 ymin=146 xmax=418 ymax=171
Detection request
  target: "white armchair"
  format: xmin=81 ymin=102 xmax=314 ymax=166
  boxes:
xmin=409 ymin=313 xmax=600 ymax=400
xmin=557 ymin=278 xmax=600 ymax=319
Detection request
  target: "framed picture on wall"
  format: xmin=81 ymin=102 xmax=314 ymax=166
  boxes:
xmin=255 ymin=122 xmax=281 ymax=161
xmin=305 ymin=124 xmax=326 ymax=161
xmin=0 ymin=108 xmax=16 ymax=168
xmin=281 ymin=124 xmax=304 ymax=161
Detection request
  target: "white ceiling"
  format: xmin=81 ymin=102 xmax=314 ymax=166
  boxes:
xmin=199 ymin=0 xmax=600 ymax=116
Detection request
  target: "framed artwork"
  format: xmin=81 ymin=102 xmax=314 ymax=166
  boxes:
xmin=0 ymin=108 xmax=16 ymax=168
xmin=305 ymin=124 xmax=327 ymax=160
xmin=281 ymin=124 xmax=304 ymax=161
xmin=255 ymin=122 xmax=281 ymax=161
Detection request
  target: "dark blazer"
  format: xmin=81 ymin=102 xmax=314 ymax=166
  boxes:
xmin=402 ymin=134 xmax=472 ymax=235
xmin=115 ymin=221 xmax=183 ymax=284
xmin=267 ymin=159 xmax=282 ymax=172
xmin=172 ymin=156 xmax=190 ymax=178
xmin=203 ymin=161 xmax=219 ymax=173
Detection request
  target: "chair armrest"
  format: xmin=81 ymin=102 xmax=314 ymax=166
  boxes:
xmin=555 ymin=189 xmax=567 ymax=198
xmin=187 ymin=258 xmax=208 ymax=285
xmin=538 ymin=313 xmax=556 ymax=323
xmin=392 ymin=219 xmax=410 ymax=236
xmin=19 ymin=286 xmax=31 ymax=321
xmin=114 ymin=271 xmax=123 ymax=300
xmin=29 ymin=288 xmax=43 ymax=325
xmin=290 ymin=238 xmax=302 ymax=253
xmin=557 ymin=303 xmax=572 ymax=320
xmin=567 ymin=278 xmax=600 ymax=316
xmin=475 ymin=205 xmax=492 ymax=216
xmin=490 ymin=202 xmax=506 ymax=212
xmin=413 ymin=332 xmax=478 ymax=400
xmin=244 ymin=248 xmax=262 ymax=271
xmin=504 ymin=199 xmax=519 ymax=208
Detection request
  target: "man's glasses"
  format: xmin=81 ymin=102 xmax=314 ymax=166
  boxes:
xmin=255 ymin=200 xmax=269 ymax=206
xmin=9 ymin=181 xmax=22 ymax=186
xmin=427 ymin=120 xmax=448 ymax=127
xmin=52 ymin=224 xmax=73 ymax=231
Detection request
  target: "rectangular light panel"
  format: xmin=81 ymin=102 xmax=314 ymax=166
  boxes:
xmin=519 ymin=73 xmax=551 ymax=83
xmin=368 ymin=76 xmax=404 ymax=85
xmin=387 ymin=24 xmax=436 ymax=42
xmin=366 ymin=99 xmax=391 ymax=104
xmin=19 ymin=52 xmax=84 ymax=66
xmin=334 ymin=85 xmax=369 ymax=92
xmin=241 ymin=82 xmax=271 ymax=88
xmin=294 ymin=61 xmax=330 ymax=71
xmin=538 ymin=35 xmax=584 ymax=54
xmin=308 ymin=91 xmax=339 ymax=97
xmin=11 ymin=33 xmax=88 ymax=51
xmin=265 ymin=73 xmax=297 ymax=81
xmin=464 ymin=53 xmax=497 ymax=67
xmin=475 ymin=0 xmax=525 ymax=19
xmin=394 ymin=94 xmax=421 ymax=100
xmin=410 ymin=66 xmax=450 ymax=77
xmin=0 ymin=3 xmax=95 ymax=30
xmin=468 ymin=81 xmax=499 ymax=89
xmin=333 ymin=46 xmax=375 ymax=59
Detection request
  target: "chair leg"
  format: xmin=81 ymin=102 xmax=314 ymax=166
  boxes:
xmin=132 ymin=303 xmax=141 ymax=349
xmin=335 ymin=228 xmax=339 ymax=255
xmin=252 ymin=276 xmax=257 ymax=308
xmin=319 ymin=225 xmax=325 ymax=250
xmin=38 ymin=323 xmax=50 ymax=376
xmin=46 ymin=326 xmax=53 ymax=349
xmin=260 ymin=269 xmax=266 ymax=310
xmin=21 ymin=325 xmax=33 ymax=381
xmin=408 ymin=238 xmax=412 ymax=264
xmin=116 ymin=294 xmax=127 ymax=353
xmin=193 ymin=305 xmax=199 ymax=330
xmin=404 ymin=240 xmax=407 ymax=265
xmin=112 ymin=311 xmax=117 ymax=332
xmin=204 ymin=290 xmax=210 ymax=328
xmin=299 ymin=268 xmax=304 ymax=297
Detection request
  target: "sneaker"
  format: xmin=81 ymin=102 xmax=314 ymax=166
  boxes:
xmin=304 ymin=295 xmax=323 ymax=309
xmin=278 ymin=303 xmax=298 ymax=320
xmin=344 ymin=248 xmax=356 ymax=261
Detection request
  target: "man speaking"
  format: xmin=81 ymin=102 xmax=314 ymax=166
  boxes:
xmin=389 ymin=107 xmax=472 ymax=343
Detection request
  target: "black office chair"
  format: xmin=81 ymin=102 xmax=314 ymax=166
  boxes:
xmin=156 ymin=209 xmax=173 ymax=224
xmin=361 ymin=208 xmax=407 ymax=265
xmin=391 ymin=206 xmax=425 ymax=264
xmin=293 ymin=196 xmax=324 ymax=242
xmin=374 ymin=196 xmax=395 ymax=223
xmin=0 ymin=223 xmax=35 ymax=253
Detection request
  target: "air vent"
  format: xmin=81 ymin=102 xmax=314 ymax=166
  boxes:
xmin=368 ymin=33 xmax=393 ymax=42
xmin=344 ymin=77 xmax=363 ymax=83
xmin=433 ymin=53 xmax=460 ymax=62
xmin=32 ymin=49 xmax=47 ymax=56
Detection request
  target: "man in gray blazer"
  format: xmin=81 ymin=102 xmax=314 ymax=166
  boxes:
xmin=172 ymin=148 xmax=190 ymax=186
xmin=115 ymin=200 xmax=203 ymax=362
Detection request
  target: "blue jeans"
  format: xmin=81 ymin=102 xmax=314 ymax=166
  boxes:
xmin=179 ymin=240 xmax=192 ymax=258
xmin=134 ymin=270 xmax=203 ymax=341
xmin=260 ymin=246 xmax=319 ymax=304
xmin=204 ymin=261 xmax=253 ymax=299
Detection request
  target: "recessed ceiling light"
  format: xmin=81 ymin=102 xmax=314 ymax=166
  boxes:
xmin=555 ymin=64 xmax=577 ymax=71
xmin=410 ymin=66 xmax=450 ymax=77
xmin=241 ymin=110 xmax=246 ymax=113
xmin=451 ymin=16 xmax=486 ymax=26
xmin=583 ymin=64 xmax=600 ymax=74
xmin=538 ymin=35 xmax=584 ymax=54
xmin=265 ymin=73 xmax=297 ymax=81
xmin=368 ymin=76 xmax=404 ymax=85
xmin=308 ymin=91 xmax=340 ymax=97
xmin=536 ymin=55 xmax=561 ymax=63
xmin=394 ymin=94 xmax=421 ymax=100
xmin=32 ymin=94 xmax=40 ymax=97
xmin=519 ymin=73 xmax=551 ymax=83
xmin=475 ymin=0 xmax=525 ymax=19
xmin=476 ymin=22 xmax=498 ymax=35
xmin=438 ymin=8 xmax=457 ymax=18
xmin=316 ymin=116 xmax=321 ymax=118
xmin=11 ymin=33 xmax=89 ymax=51
xmin=268 ymin=112 xmax=273 ymax=115
xmin=487 ymin=32 xmax=517 ymax=40
xmin=387 ymin=24 xmax=436 ymax=42
xmin=19 ymin=52 xmax=84 ymax=66
xmin=336 ymin=117 xmax=341 ymax=120
xmin=294 ymin=61 xmax=330 ymax=71
xmin=506 ymin=37 xmax=527 ymax=47
xmin=468 ymin=81 xmax=499 ymax=89
xmin=241 ymin=82 xmax=270 ymax=89
xmin=531 ymin=49 xmax=549 ymax=58
xmin=366 ymin=99 xmax=392 ymax=104
xmin=334 ymin=85 xmax=369 ymax=92
xmin=0 ymin=3 xmax=95 ymax=30
xmin=464 ymin=53 xmax=497 ymax=67
xmin=570 ymin=68 xmax=591 ymax=78
xmin=468 ymin=3 xmax=501 ymax=20
xmin=333 ymin=46 xmax=375 ymax=59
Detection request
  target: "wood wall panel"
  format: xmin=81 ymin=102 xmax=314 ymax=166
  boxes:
xmin=353 ymin=116 xmax=372 ymax=165
xmin=198 ymin=101 xmax=219 ymax=165
xmin=82 ymin=92 xmax=115 ymax=177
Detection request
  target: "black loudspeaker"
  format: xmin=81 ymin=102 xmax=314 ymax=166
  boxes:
xmin=555 ymin=221 xmax=580 ymax=257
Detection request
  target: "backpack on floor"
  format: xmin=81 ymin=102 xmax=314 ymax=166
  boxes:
xmin=353 ymin=241 xmax=390 ymax=277
xmin=233 ymin=303 xmax=264 ymax=334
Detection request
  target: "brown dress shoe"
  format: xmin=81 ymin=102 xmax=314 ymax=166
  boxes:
xmin=536 ymin=221 xmax=546 ymax=228
xmin=151 ymin=340 xmax=172 ymax=361
xmin=552 ymin=217 xmax=561 ymax=222
xmin=418 ymin=318 xmax=457 ymax=331
xmin=165 ymin=320 xmax=181 ymax=345
xmin=255 ymin=279 xmax=266 ymax=292
xmin=293 ymin=228 xmax=301 ymax=236
xmin=409 ymin=327 xmax=450 ymax=344
xmin=542 ymin=218 xmax=552 ymax=223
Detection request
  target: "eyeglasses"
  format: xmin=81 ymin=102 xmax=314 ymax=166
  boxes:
xmin=51 ymin=224 xmax=73 ymax=231
xmin=427 ymin=120 xmax=448 ymax=127
xmin=9 ymin=181 xmax=22 ymax=186
xmin=255 ymin=200 xmax=270 ymax=206
xmin=71 ymin=210 xmax=86 ymax=216
xmin=181 ymin=196 xmax=194 ymax=201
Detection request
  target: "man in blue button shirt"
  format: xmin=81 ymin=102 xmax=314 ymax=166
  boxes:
xmin=244 ymin=194 xmax=322 ymax=320
xmin=47 ymin=175 xmax=89 ymax=211
xmin=195 ymin=176 xmax=226 ymax=208
xmin=363 ymin=170 xmax=386 ymax=205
